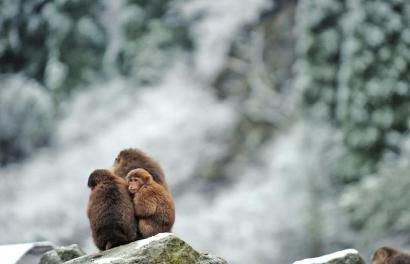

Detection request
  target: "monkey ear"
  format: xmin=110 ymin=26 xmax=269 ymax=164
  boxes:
xmin=376 ymin=248 xmax=393 ymax=261
xmin=382 ymin=248 xmax=396 ymax=258
xmin=144 ymin=174 xmax=153 ymax=184
xmin=377 ymin=250 xmax=386 ymax=261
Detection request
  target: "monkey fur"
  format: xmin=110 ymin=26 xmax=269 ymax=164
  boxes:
xmin=87 ymin=169 xmax=138 ymax=250
xmin=372 ymin=246 xmax=410 ymax=264
xmin=126 ymin=168 xmax=175 ymax=238
xmin=112 ymin=148 xmax=167 ymax=189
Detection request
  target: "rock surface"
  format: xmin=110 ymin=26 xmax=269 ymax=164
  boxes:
xmin=65 ymin=233 xmax=228 ymax=264
xmin=39 ymin=244 xmax=85 ymax=264
xmin=293 ymin=249 xmax=365 ymax=264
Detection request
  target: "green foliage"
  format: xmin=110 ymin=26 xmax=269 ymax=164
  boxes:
xmin=0 ymin=0 xmax=107 ymax=97
xmin=0 ymin=0 xmax=192 ymax=93
xmin=296 ymin=0 xmax=410 ymax=249
xmin=296 ymin=0 xmax=410 ymax=183
xmin=294 ymin=0 xmax=346 ymax=121
xmin=119 ymin=0 xmax=192 ymax=84
xmin=338 ymin=0 xmax=410 ymax=160
xmin=0 ymin=0 xmax=193 ymax=165
xmin=341 ymin=156 xmax=410 ymax=239
xmin=0 ymin=75 xmax=55 ymax=165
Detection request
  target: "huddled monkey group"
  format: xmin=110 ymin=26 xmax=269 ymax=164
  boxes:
xmin=87 ymin=148 xmax=175 ymax=251
xmin=86 ymin=149 xmax=410 ymax=262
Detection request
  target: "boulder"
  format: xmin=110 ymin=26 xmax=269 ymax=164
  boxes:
xmin=39 ymin=244 xmax=85 ymax=264
xmin=293 ymin=249 xmax=365 ymax=264
xmin=65 ymin=233 xmax=228 ymax=264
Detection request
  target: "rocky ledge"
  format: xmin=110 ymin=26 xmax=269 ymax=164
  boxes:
xmin=40 ymin=233 xmax=228 ymax=264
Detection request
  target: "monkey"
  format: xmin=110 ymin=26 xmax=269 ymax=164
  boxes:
xmin=87 ymin=169 xmax=138 ymax=250
xmin=372 ymin=246 xmax=410 ymax=264
xmin=112 ymin=148 xmax=168 ymax=189
xmin=126 ymin=168 xmax=175 ymax=238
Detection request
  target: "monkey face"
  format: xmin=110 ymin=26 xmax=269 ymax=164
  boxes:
xmin=371 ymin=252 xmax=381 ymax=264
xmin=127 ymin=176 xmax=143 ymax=193
xmin=126 ymin=168 xmax=154 ymax=193
xmin=372 ymin=247 xmax=402 ymax=264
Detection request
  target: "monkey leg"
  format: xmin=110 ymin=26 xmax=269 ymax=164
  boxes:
xmin=139 ymin=219 xmax=161 ymax=238
xmin=105 ymin=242 xmax=113 ymax=250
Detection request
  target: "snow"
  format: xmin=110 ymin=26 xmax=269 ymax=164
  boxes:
xmin=94 ymin=257 xmax=121 ymax=264
xmin=0 ymin=243 xmax=34 ymax=264
xmin=293 ymin=249 xmax=359 ymax=264
xmin=94 ymin=257 xmax=122 ymax=264
xmin=0 ymin=242 xmax=52 ymax=264
xmin=134 ymin=233 xmax=173 ymax=249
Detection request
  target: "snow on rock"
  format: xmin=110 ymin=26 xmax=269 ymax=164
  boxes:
xmin=293 ymin=249 xmax=364 ymax=264
xmin=131 ymin=233 xmax=173 ymax=249
xmin=0 ymin=242 xmax=53 ymax=264
xmin=94 ymin=257 xmax=122 ymax=264
xmin=0 ymin=243 xmax=36 ymax=264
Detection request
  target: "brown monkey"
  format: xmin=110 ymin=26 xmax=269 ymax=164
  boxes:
xmin=87 ymin=169 xmax=138 ymax=250
xmin=126 ymin=168 xmax=175 ymax=238
xmin=372 ymin=246 xmax=410 ymax=264
xmin=112 ymin=148 xmax=168 ymax=189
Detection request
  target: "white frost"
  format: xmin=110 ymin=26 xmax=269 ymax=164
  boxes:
xmin=0 ymin=242 xmax=50 ymax=264
xmin=293 ymin=249 xmax=359 ymax=264
xmin=134 ymin=233 xmax=173 ymax=249
xmin=94 ymin=257 xmax=121 ymax=264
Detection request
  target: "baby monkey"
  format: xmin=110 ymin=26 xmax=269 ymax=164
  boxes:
xmin=372 ymin=246 xmax=410 ymax=264
xmin=127 ymin=168 xmax=175 ymax=238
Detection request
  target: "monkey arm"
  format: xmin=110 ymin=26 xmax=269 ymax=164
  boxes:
xmin=134 ymin=193 xmax=157 ymax=217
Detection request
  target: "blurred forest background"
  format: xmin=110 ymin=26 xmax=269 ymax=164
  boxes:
xmin=1 ymin=0 xmax=410 ymax=263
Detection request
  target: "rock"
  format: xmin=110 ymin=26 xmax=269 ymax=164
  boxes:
xmin=65 ymin=233 xmax=228 ymax=264
xmin=0 ymin=241 xmax=53 ymax=264
xmin=293 ymin=249 xmax=365 ymax=264
xmin=39 ymin=244 xmax=86 ymax=264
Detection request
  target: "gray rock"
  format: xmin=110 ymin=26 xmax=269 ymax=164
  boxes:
xmin=293 ymin=249 xmax=365 ymax=264
xmin=39 ymin=244 xmax=85 ymax=264
xmin=65 ymin=233 xmax=228 ymax=264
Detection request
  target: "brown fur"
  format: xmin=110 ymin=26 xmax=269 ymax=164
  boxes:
xmin=127 ymin=168 xmax=175 ymax=238
xmin=87 ymin=169 xmax=138 ymax=250
xmin=372 ymin=246 xmax=410 ymax=264
xmin=112 ymin=148 xmax=167 ymax=189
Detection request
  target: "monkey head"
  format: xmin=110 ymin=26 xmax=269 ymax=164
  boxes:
xmin=126 ymin=168 xmax=153 ymax=193
xmin=88 ymin=169 xmax=114 ymax=189
xmin=112 ymin=148 xmax=139 ymax=177
xmin=372 ymin=246 xmax=400 ymax=264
